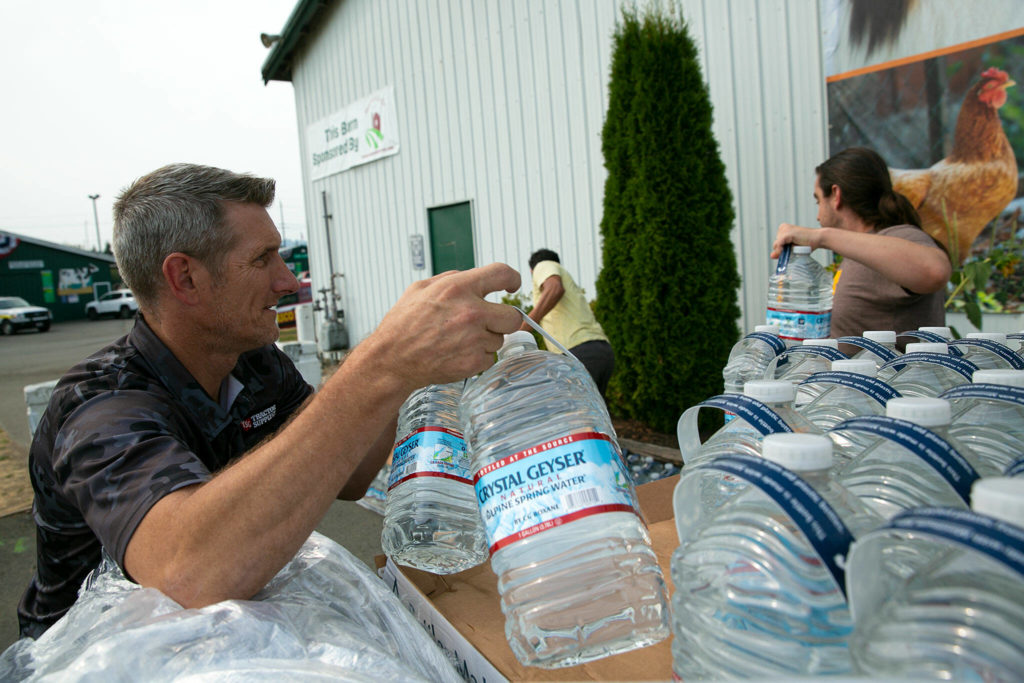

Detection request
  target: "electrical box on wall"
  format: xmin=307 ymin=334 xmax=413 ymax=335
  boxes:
xmin=409 ymin=235 xmax=425 ymax=270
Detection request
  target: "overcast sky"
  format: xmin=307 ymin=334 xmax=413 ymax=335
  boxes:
xmin=1 ymin=1 xmax=308 ymax=251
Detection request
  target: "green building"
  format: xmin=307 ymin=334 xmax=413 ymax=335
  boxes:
xmin=0 ymin=231 xmax=120 ymax=323
xmin=281 ymin=244 xmax=309 ymax=276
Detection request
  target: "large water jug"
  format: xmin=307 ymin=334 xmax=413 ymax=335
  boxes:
xmin=797 ymin=358 xmax=900 ymax=430
xmin=846 ymin=477 xmax=1024 ymax=680
xmin=766 ymin=245 xmax=833 ymax=343
xmin=942 ymin=368 xmax=1024 ymax=474
xmin=460 ymin=331 xmax=669 ymax=668
xmin=722 ymin=323 xmax=786 ymax=394
xmin=877 ymin=342 xmax=977 ymax=397
xmin=381 ymin=381 xmax=487 ymax=573
xmin=832 ymin=397 xmax=986 ymax=519
xmin=918 ymin=326 xmax=953 ymax=339
xmin=949 ymin=332 xmax=1024 ymax=371
xmin=671 ymin=433 xmax=882 ymax=678
xmin=837 ymin=331 xmax=900 ymax=368
xmin=765 ymin=338 xmax=847 ymax=385
xmin=898 ymin=327 xmax=955 ymax=352
xmin=678 ymin=379 xmax=821 ymax=467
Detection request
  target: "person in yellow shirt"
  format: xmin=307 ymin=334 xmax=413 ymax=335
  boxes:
xmin=522 ymin=249 xmax=615 ymax=397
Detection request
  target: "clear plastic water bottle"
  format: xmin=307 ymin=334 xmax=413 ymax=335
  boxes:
xmin=877 ymin=342 xmax=977 ymax=397
xmin=381 ymin=381 xmax=487 ymax=574
xmin=671 ymin=433 xmax=882 ymax=678
xmin=847 ymin=477 xmax=1024 ymax=680
xmin=1008 ymin=457 xmax=1024 ymax=476
xmin=459 ymin=331 xmax=669 ymax=668
xmin=942 ymin=369 xmax=1024 ymax=474
xmin=918 ymin=325 xmax=953 ymax=339
xmin=861 ymin=330 xmax=897 ymax=351
xmin=832 ymin=397 xmax=988 ymax=519
xmin=722 ymin=323 xmax=786 ymax=394
xmin=766 ymin=245 xmax=833 ymax=344
xmin=797 ymin=358 xmax=900 ymax=430
xmin=678 ymin=379 xmax=821 ymax=467
xmin=765 ymin=338 xmax=847 ymax=385
xmin=949 ymin=332 xmax=1024 ymax=371
xmin=839 ymin=330 xmax=900 ymax=368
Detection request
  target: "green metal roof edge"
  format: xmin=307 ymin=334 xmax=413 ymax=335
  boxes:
xmin=261 ymin=0 xmax=331 ymax=84
xmin=1 ymin=230 xmax=117 ymax=262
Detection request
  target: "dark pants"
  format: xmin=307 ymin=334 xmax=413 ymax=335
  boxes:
xmin=570 ymin=340 xmax=615 ymax=398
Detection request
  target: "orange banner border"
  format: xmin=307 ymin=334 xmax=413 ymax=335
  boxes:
xmin=827 ymin=26 xmax=1024 ymax=84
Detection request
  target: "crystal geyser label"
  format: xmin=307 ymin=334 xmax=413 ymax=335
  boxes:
xmin=474 ymin=432 xmax=639 ymax=554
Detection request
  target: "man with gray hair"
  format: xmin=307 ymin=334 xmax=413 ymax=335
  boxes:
xmin=18 ymin=163 xmax=521 ymax=637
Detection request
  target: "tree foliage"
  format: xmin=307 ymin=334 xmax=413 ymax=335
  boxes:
xmin=595 ymin=7 xmax=741 ymax=434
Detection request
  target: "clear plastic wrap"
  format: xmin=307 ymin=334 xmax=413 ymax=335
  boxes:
xmin=1 ymin=532 xmax=460 ymax=682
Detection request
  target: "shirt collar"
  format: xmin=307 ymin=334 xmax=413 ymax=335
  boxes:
xmin=129 ymin=315 xmax=250 ymax=439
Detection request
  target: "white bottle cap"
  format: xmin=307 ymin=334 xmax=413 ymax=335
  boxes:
xmin=761 ymin=433 xmax=833 ymax=471
xmin=803 ymin=338 xmax=839 ymax=349
xmin=967 ymin=332 xmax=1008 ymax=345
xmin=754 ymin=324 xmax=780 ymax=335
xmin=743 ymin=380 xmax=796 ymax=404
xmin=971 ymin=478 xmax=1024 ymax=525
xmin=501 ymin=330 xmax=537 ymax=349
xmin=886 ymin=397 xmax=951 ymax=427
xmin=918 ymin=326 xmax=953 ymax=339
xmin=905 ymin=342 xmax=948 ymax=354
xmin=972 ymin=369 xmax=1024 ymax=387
xmin=831 ymin=359 xmax=877 ymax=377
xmin=793 ymin=245 xmax=812 ymax=254
xmin=863 ymin=330 xmax=897 ymax=344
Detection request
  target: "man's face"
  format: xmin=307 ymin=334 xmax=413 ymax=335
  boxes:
xmin=199 ymin=202 xmax=298 ymax=354
xmin=814 ymin=176 xmax=840 ymax=228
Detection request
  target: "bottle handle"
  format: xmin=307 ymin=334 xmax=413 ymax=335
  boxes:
xmin=512 ymin=306 xmax=575 ymax=356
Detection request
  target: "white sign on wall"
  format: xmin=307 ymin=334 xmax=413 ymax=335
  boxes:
xmin=307 ymin=86 xmax=399 ymax=181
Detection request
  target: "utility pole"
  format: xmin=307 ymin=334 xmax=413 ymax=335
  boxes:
xmin=279 ymin=201 xmax=286 ymax=244
xmin=88 ymin=194 xmax=101 ymax=252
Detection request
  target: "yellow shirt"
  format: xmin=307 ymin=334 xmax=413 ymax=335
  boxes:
xmin=531 ymin=260 xmax=608 ymax=352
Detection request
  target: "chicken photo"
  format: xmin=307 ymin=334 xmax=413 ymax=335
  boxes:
xmin=890 ymin=67 xmax=1018 ymax=262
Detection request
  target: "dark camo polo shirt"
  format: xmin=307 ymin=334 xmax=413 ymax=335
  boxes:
xmin=18 ymin=316 xmax=313 ymax=637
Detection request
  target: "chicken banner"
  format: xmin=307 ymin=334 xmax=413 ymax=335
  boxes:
xmin=822 ymin=0 xmax=1024 ymax=322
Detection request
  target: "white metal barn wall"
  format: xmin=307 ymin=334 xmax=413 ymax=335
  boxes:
xmin=291 ymin=0 xmax=629 ymax=343
xmin=288 ymin=0 xmax=828 ymax=342
xmin=680 ymin=0 xmax=829 ymax=332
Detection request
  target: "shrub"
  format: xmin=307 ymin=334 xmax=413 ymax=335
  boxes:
xmin=595 ymin=7 xmax=740 ymax=434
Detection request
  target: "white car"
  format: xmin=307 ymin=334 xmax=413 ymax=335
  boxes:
xmin=0 ymin=296 xmax=52 ymax=334
xmin=86 ymin=289 xmax=138 ymax=320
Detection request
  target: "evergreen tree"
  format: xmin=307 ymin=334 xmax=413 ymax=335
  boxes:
xmin=595 ymin=8 xmax=740 ymax=435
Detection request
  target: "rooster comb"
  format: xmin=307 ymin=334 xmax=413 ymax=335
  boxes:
xmin=981 ymin=67 xmax=1009 ymax=82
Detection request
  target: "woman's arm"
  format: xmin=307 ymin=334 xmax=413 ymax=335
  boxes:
xmin=772 ymin=223 xmax=951 ymax=294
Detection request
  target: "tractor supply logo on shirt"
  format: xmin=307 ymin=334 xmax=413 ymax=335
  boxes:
xmin=241 ymin=405 xmax=276 ymax=432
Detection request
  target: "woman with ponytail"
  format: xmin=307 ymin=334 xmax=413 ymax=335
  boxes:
xmin=771 ymin=147 xmax=951 ymax=340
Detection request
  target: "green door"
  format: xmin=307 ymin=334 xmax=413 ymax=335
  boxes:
xmin=428 ymin=202 xmax=475 ymax=273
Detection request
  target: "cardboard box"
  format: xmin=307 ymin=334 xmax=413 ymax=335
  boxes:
xmin=376 ymin=475 xmax=680 ymax=681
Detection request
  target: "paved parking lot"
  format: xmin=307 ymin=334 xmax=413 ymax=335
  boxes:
xmin=0 ymin=317 xmax=135 ymax=450
xmin=0 ymin=317 xmax=384 ymax=652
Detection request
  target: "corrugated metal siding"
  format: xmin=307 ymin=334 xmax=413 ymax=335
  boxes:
xmin=289 ymin=0 xmax=827 ymax=342
xmin=682 ymin=0 xmax=829 ymax=331
xmin=290 ymin=0 xmax=625 ymax=342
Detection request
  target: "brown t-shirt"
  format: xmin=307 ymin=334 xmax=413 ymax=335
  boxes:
xmin=831 ymin=224 xmax=947 ymax=340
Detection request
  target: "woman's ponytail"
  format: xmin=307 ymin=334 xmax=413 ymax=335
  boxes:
xmin=878 ymin=189 xmax=922 ymax=228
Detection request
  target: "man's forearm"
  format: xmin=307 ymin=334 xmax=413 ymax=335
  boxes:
xmin=125 ymin=340 xmax=410 ymax=608
xmin=125 ymin=263 xmax=522 ymax=609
